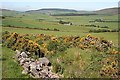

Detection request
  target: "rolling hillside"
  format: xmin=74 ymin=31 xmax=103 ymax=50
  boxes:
xmin=1 ymin=7 xmax=119 ymax=16
xmin=26 ymin=7 xmax=119 ymax=15
xmin=25 ymin=8 xmax=78 ymax=15
xmin=94 ymin=7 xmax=120 ymax=15
xmin=1 ymin=9 xmax=21 ymax=16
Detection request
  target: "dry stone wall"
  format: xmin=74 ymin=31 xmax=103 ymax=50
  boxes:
xmin=15 ymin=50 xmax=61 ymax=78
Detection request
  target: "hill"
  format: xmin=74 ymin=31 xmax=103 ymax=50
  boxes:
xmin=1 ymin=9 xmax=21 ymax=16
xmin=1 ymin=7 xmax=119 ymax=17
xmin=94 ymin=7 xmax=120 ymax=15
xmin=25 ymin=8 xmax=78 ymax=15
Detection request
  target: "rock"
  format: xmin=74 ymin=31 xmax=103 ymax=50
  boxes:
xmin=36 ymin=64 xmax=42 ymax=71
xmin=15 ymin=50 xmax=21 ymax=58
xmin=30 ymin=68 xmax=39 ymax=78
xmin=29 ymin=73 xmax=35 ymax=78
xmin=28 ymin=60 xmax=32 ymax=65
xmin=15 ymin=50 xmax=21 ymax=54
xmin=20 ymin=58 xmax=27 ymax=66
xmin=30 ymin=62 xmax=36 ymax=69
xmin=20 ymin=52 xmax=28 ymax=58
xmin=39 ymin=57 xmax=50 ymax=66
xmin=18 ymin=57 xmax=22 ymax=62
xmin=44 ymin=66 xmax=49 ymax=71
xmin=22 ymin=62 xmax=29 ymax=69
xmin=22 ymin=69 xmax=28 ymax=75
xmin=26 ymin=58 xmax=31 ymax=62
xmin=44 ymin=66 xmax=51 ymax=71
xmin=31 ymin=58 xmax=35 ymax=62
xmin=40 ymin=71 xmax=47 ymax=78
xmin=26 ymin=52 xmax=31 ymax=55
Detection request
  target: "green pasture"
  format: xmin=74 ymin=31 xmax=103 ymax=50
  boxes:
xmin=2 ymin=47 xmax=29 ymax=78
xmin=2 ymin=13 xmax=118 ymax=30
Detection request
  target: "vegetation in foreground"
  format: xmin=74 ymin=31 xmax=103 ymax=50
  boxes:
xmin=2 ymin=47 xmax=29 ymax=78
xmin=2 ymin=31 xmax=119 ymax=78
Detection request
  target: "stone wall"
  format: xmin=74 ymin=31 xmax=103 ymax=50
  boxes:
xmin=15 ymin=50 xmax=61 ymax=78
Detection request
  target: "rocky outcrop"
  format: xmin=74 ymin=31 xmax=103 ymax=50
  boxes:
xmin=15 ymin=50 xmax=60 ymax=78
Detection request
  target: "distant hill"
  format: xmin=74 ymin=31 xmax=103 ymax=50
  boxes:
xmin=25 ymin=8 xmax=78 ymax=15
xmin=1 ymin=7 xmax=120 ymax=16
xmin=1 ymin=9 xmax=21 ymax=16
xmin=94 ymin=7 xmax=120 ymax=15
xmin=26 ymin=7 xmax=119 ymax=15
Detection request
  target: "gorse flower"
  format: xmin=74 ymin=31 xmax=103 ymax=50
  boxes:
xmin=86 ymin=33 xmax=91 ymax=37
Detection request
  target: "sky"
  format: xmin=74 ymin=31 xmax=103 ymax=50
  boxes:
xmin=1 ymin=0 xmax=120 ymax=11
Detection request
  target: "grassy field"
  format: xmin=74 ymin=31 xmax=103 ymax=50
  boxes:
xmin=2 ymin=47 xmax=29 ymax=78
xmin=3 ymin=14 xmax=118 ymax=29
xmin=48 ymin=47 xmax=103 ymax=78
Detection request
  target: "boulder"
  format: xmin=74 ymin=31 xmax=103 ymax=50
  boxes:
xmin=40 ymin=71 xmax=47 ymax=78
xmin=18 ymin=57 xmax=22 ymax=62
xmin=31 ymin=58 xmax=35 ymax=62
xmin=26 ymin=58 xmax=31 ymax=62
xmin=41 ymin=68 xmax=49 ymax=75
xmin=20 ymin=52 xmax=28 ymax=58
xmin=39 ymin=57 xmax=50 ymax=66
xmin=28 ymin=60 xmax=32 ymax=65
xmin=22 ymin=62 xmax=29 ymax=69
xmin=30 ymin=68 xmax=39 ymax=78
xmin=15 ymin=50 xmax=21 ymax=58
xmin=26 ymin=51 xmax=31 ymax=55
xmin=20 ymin=58 xmax=27 ymax=66
xmin=36 ymin=64 xmax=42 ymax=71
xmin=30 ymin=62 xmax=37 ymax=69
xmin=22 ymin=69 xmax=29 ymax=75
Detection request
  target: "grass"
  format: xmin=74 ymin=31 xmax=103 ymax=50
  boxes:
xmin=2 ymin=47 xmax=29 ymax=78
xmin=48 ymin=47 xmax=103 ymax=78
xmin=2 ymin=13 xmax=118 ymax=30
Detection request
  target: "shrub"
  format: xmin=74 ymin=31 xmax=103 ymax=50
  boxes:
xmin=47 ymin=41 xmax=59 ymax=52
xmin=37 ymin=40 xmax=43 ymax=45
xmin=2 ymin=16 xmax=5 ymax=19
xmin=54 ymin=28 xmax=59 ymax=31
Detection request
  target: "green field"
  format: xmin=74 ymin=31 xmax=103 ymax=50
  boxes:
xmin=2 ymin=47 xmax=29 ymax=78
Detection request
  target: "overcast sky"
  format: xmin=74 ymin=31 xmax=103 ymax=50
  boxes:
xmin=1 ymin=0 xmax=120 ymax=11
